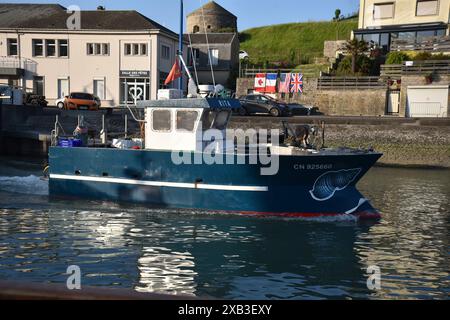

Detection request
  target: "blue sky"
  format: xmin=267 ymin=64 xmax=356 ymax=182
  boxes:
xmin=6 ymin=0 xmax=359 ymax=31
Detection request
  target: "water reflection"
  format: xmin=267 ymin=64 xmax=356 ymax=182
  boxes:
xmin=357 ymin=168 xmax=450 ymax=299
xmin=0 ymin=165 xmax=448 ymax=299
xmin=136 ymin=247 xmax=197 ymax=296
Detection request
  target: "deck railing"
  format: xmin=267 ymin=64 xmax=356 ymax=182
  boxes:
xmin=317 ymin=76 xmax=385 ymax=90
xmin=381 ymin=60 xmax=450 ymax=78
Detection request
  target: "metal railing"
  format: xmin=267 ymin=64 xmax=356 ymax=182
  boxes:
xmin=0 ymin=57 xmax=37 ymax=73
xmin=381 ymin=60 xmax=450 ymax=78
xmin=241 ymin=68 xmax=322 ymax=79
xmin=317 ymin=76 xmax=386 ymax=90
xmin=391 ymin=36 xmax=450 ymax=52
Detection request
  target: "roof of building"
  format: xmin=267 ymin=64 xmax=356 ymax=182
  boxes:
xmin=187 ymin=1 xmax=236 ymax=19
xmin=0 ymin=3 xmax=177 ymax=36
xmin=184 ymin=33 xmax=237 ymax=44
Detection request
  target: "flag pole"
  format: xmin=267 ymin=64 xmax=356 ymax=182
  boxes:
xmin=178 ymin=0 xmax=184 ymax=91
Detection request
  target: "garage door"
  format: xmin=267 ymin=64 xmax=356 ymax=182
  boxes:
xmin=407 ymin=86 xmax=449 ymax=118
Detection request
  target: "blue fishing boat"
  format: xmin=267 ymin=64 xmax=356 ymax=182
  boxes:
xmin=48 ymin=0 xmax=382 ymax=219
xmin=48 ymin=97 xmax=382 ymax=219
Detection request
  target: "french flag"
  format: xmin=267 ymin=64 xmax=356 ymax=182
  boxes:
xmin=265 ymin=73 xmax=277 ymax=93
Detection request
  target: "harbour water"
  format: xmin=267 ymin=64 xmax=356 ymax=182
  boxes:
xmin=0 ymin=156 xmax=448 ymax=299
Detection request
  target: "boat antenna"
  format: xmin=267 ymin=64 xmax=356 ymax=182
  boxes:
xmin=188 ymin=32 xmax=200 ymax=87
xmin=200 ymin=0 xmax=216 ymax=87
xmin=178 ymin=0 xmax=184 ymax=90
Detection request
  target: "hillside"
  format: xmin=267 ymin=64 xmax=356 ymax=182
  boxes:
xmin=239 ymin=19 xmax=358 ymax=66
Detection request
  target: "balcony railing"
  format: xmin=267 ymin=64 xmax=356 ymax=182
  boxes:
xmin=391 ymin=36 xmax=450 ymax=53
xmin=0 ymin=57 xmax=37 ymax=73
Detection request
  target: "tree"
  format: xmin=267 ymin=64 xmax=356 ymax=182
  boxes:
xmin=334 ymin=9 xmax=341 ymax=21
xmin=344 ymin=39 xmax=369 ymax=74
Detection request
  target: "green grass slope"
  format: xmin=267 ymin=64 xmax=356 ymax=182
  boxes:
xmin=240 ymin=20 xmax=358 ymax=66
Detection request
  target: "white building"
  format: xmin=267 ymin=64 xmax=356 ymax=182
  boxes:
xmin=354 ymin=0 xmax=450 ymax=52
xmin=0 ymin=4 xmax=185 ymax=106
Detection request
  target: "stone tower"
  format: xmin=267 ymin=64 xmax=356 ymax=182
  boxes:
xmin=187 ymin=1 xmax=237 ymax=34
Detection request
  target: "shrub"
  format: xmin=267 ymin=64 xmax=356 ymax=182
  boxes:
xmin=335 ymin=55 xmax=374 ymax=76
xmin=386 ymin=51 xmax=411 ymax=64
xmin=412 ymin=51 xmax=432 ymax=61
xmin=426 ymin=53 xmax=450 ymax=60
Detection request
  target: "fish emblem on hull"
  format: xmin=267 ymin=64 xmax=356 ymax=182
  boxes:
xmin=309 ymin=168 xmax=362 ymax=201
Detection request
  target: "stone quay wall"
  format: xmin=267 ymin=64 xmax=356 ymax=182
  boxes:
xmin=236 ymin=78 xmax=387 ymax=117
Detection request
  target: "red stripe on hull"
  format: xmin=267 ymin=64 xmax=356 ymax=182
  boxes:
xmin=228 ymin=211 xmax=381 ymax=220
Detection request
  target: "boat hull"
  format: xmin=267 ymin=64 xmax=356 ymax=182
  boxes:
xmin=48 ymin=147 xmax=382 ymax=219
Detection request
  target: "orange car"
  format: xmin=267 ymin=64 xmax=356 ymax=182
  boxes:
xmin=63 ymin=92 xmax=101 ymax=111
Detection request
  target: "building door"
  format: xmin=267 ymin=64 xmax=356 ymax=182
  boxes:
xmin=407 ymin=86 xmax=449 ymax=118
xmin=33 ymin=76 xmax=44 ymax=96
xmin=93 ymin=79 xmax=105 ymax=100
xmin=57 ymin=78 xmax=69 ymax=98
xmin=387 ymin=90 xmax=400 ymax=114
xmin=121 ymin=78 xmax=150 ymax=104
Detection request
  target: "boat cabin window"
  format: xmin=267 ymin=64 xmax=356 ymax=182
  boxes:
xmin=152 ymin=110 xmax=172 ymax=132
xmin=201 ymin=110 xmax=231 ymax=131
xmin=176 ymin=111 xmax=199 ymax=132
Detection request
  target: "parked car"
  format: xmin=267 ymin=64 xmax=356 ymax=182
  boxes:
xmin=57 ymin=92 xmax=101 ymax=110
xmin=23 ymin=93 xmax=48 ymax=107
xmin=238 ymin=94 xmax=292 ymax=117
xmin=288 ymin=103 xmax=319 ymax=116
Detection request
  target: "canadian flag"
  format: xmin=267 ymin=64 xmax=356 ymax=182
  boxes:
xmin=254 ymin=73 xmax=266 ymax=92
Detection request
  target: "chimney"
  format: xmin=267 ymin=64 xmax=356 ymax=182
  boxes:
xmin=97 ymin=6 xmax=105 ymax=11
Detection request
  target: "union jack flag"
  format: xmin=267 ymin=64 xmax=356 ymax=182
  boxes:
xmin=290 ymin=73 xmax=303 ymax=94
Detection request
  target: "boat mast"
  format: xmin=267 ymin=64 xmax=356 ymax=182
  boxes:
xmin=178 ymin=0 xmax=184 ymax=91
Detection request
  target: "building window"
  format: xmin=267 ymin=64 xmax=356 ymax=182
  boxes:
xmin=87 ymin=43 xmax=109 ymax=56
xmin=124 ymin=43 xmax=147 ymax=56
xmin=125 ymin=43 xmax=132 ymax=55
xmin=373 ymin=2 xmax=395 ymax=19
xmin=416 ymin=0 xmax=439 ymax=16
xmin=46 ymin=40 xmax=56 ymax=57
xmin=140 ymin=43 xmax=147 ymax=56
xmin=93 ymin=79 xmax=105 ymax=100
xmin=152 ymin=110 xmax=172 ymax=132
xmin=208 ymin=49 xmax=219 ymax=66
xmin=176 ymin=111 xmax=198 ymax=132
xmin=32 ymin=39 xmax=44 ymax=57
xmin=102 ymin=43 xmax=109 ymax=56
xmin=7 ymin=38 xmax=18 ymax=56
xmin=193 ymin=25 xmax=200 ymax=33
xmin=132 ymin=44 xmax=139 ymax=56
xmin=95 ymin=43 xmax=101 ymax=55
xmin=58 ymin=40 xmax=68 ymax=57
xmin=87 ymin=43 xmax=94 ymax=55
xmin=162 ymin=45 xmax=171 ymax=59
xmin=190 ymin=48 xmax=200 ymax=65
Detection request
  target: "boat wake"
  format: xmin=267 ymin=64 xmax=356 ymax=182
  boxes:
xmin=0 ymin=175 xmax=49 ymax=196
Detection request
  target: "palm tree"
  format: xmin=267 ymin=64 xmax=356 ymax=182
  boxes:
xmin=344 ymin=39 xmax=369 ymax=74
